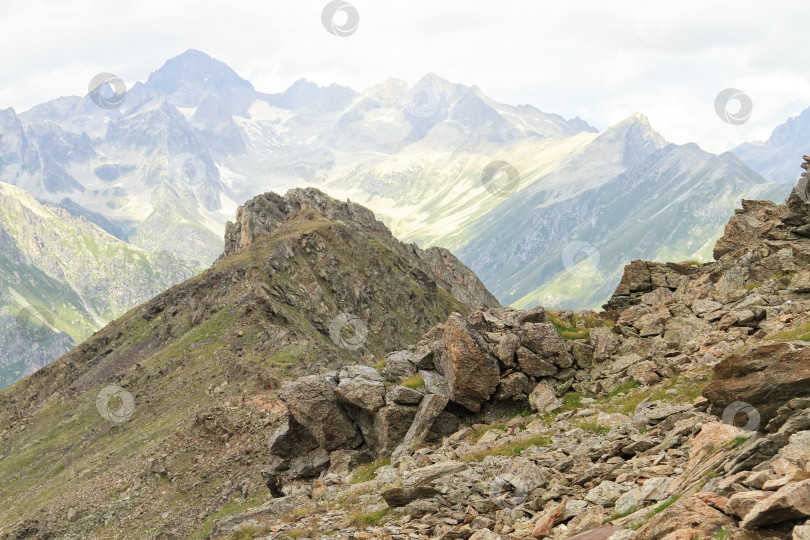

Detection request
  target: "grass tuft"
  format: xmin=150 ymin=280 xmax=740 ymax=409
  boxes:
xmin=461 ymin=433 xmax=551 ymax=462
xmin=399 ymin=373 xmax=425 ymax=390
xmin=602 ymin=506 xmax=639 ymax=524
xmin=348 ymin=508 xmax=389 ymax=528
xmin=350 ymin=457 xmax=390 ymax=484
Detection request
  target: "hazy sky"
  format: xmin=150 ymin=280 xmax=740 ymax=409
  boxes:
xmin=0 ymin=0 xmax=807 ymax=153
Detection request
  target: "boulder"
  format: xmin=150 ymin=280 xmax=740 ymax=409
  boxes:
xmin=278 ymin=375 xmax=362 ymax=451
xmin=402 ymin=460 xmax=467 ymax=488
xmin=529 ymin=382 xmax=562 ymax=413
xmin=726 ymin=490 xmax=771 ymax=519
xmin=493 ymin=333 xmax=519 ymax=366
xmin=267 ymin=415 xmax=319 ymax=458
xmin=687 ymin=422 xmax=745 ymax=468
xmin=632 ymin=494 xmax=736 ymax=539
xmin=530 ymin=497 xmax=566 ymax=537
xmin=517 ymin=346 xmax=559 ymax=377
xmin=382 ymin=350 xmax=418 ymax=382
xmin=794 ymin=525 xmax=810 ymax=540
xmin=335 ymin=368 xmax=386 ymax=412
xmin=614 ymin=487 xmax=642 ymax=515
xmin=495 ymin=372 xmax=529 ymax=400
xmin=596 ymin=412 xmax=631 ymax=428
xmin=410 ymin=344 xmax=436 ymax=369
xmin=741 ymin=479 xmax=810 ymax=528
xmin=584 ymin=481 xmax=629 ymax=506
xmin=703 ymin=342 xmax=810 ymax=428
xmin=438 ymin=314 xmax=500 ymax=411
xmin=385 ymin=385 xmax=424 ymax=405
xmin=521 ymin=322 xmax=574 ymax=367
xmin=421 ymin=370 xmax=450 ymax=398
xmin=571 ymin=341 xmax=595 ymax=368
xmin=382 ymin=486 xmax=440 ymax=507
xmin=373 ymin=403 xmax=418 ymax=454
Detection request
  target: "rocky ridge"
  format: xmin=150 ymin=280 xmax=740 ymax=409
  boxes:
xmin=0 ymin=188 xmax=497 ymax=539
xmin=216 ymin=158 xmax=810 ymax=539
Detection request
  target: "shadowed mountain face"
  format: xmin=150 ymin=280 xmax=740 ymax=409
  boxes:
xmin=0 ymin=188 xmax=497 ymax=539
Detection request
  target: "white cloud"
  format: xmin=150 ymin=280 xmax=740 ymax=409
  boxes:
xmin=0 ymin=0 xmax=807 ymax=153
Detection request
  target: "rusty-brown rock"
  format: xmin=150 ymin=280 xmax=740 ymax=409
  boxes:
xmin=438 ymin=313 xmax=500 ymax=411
xmin=631 ymin=494 xmax=736 ymax=539
xmin=741 ymin=478 xmax=810 ymax=528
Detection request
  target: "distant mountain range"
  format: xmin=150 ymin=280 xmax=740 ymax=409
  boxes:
xmin=0 ymin=49 xmax=806 ymax=387
xmin=733 ymin=107 xmax=810 ymax=183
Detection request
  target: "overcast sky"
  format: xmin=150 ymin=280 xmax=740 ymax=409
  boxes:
xmin=0 ymin=0 xmax=807 ymax=153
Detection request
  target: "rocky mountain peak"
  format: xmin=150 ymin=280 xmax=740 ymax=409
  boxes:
xmin=145 ymin=49 xmax=254 ymax=95
xmin=222 ymin=187 xmax=392 ymax=258
xmin=222 ymin=187 xmax=500 ymax=309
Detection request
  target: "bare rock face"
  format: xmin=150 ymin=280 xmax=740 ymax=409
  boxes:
xmin=438 ymin=313 xmax=500 ymax=412
xmin=703 ymin=342 xmax=810 ymax=428
xmin=278 ymin=375 xmax=362 ymax=451
xmin=602 ymin=260 xmax=699 ymax=313
xmin=416 ymin=246 xmax=501 ymax=308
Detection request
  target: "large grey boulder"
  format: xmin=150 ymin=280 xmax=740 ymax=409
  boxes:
xmin=267 ymin=415 xmax=319 ymax=458
xmin=374 ymin=403 xmax=418 ymax=454
xmin=278 ymin=375 xmax=362 ymax=451
xmin=382 ymin=350 xmax=418 ymax=382
xmin=520 ymin=322 xmax=574 ymax=368
xmin=335 ymin=366 xmax=386 ymax=412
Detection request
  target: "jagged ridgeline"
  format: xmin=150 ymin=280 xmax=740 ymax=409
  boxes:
xmin=0 ymin=187 xmax=497 ymax=538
